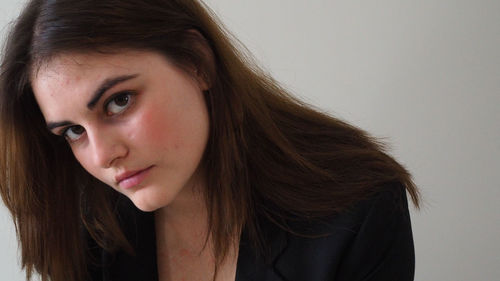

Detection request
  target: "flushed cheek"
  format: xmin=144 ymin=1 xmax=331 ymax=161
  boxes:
xmin=134 ymin=107 xmax=177 ymax=150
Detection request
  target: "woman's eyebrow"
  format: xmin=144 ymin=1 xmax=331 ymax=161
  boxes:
xmin=86 ymin=74 xmax=139 ymax=110
xmin=47 ymin=120 xmax=73 ymax=131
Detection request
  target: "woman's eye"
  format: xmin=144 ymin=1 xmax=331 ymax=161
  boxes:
xmin=105 ymin=92 xmax=133 ymax=115
xmin=63 ymin=125 xmax=85 ymax=141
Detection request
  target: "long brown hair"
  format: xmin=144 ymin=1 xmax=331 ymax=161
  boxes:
xmin=0 ymin=0 xmax=419 ymax=280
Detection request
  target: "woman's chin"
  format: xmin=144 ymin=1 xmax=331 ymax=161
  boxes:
xmin=129 ymin=196 xmax=163 ymax=213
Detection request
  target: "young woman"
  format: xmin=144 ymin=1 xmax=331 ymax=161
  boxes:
xmin=0 ymin=0 xmax=420 ymax=281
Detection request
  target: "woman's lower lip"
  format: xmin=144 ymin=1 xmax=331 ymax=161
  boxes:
xmin=118 ymin=166 xmax=153 ymax=189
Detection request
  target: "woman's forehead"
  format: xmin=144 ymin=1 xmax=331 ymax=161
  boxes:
xmin=34 ymin=52 xmax=123 ymax=78
xmin=32 ymin=50 xmax=156 ymax=78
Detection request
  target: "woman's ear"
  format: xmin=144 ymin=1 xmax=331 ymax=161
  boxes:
xmin=186 ymin=29 xmax=215 ymax=91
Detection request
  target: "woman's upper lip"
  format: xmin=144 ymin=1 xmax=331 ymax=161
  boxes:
xmin=115 ymin=166 xmax=152 ymax=184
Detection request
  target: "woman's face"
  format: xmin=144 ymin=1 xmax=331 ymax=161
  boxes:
xmin=32 ymin=50 xmax=210 ymax=212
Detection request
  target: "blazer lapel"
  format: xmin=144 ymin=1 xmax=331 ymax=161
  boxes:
xmin=270 ymin=206 xmax=366 ymax=281
xmin=235 ymin=216 xmax=288 ymax=281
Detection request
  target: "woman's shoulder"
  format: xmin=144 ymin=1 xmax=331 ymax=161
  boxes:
xmin=252 ymin=181 xmax=415 ymax=281
xmin=283 ymin=181 xmax=411 ymax=234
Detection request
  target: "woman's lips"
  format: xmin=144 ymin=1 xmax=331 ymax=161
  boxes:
xmin=116 ymin=166 xmax=153 ymax=189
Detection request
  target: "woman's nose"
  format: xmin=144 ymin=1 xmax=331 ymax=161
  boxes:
xmin=87 ymin=129 xmax=128 ymax=168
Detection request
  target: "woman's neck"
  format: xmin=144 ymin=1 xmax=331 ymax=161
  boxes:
xmin=153 ymin=170 xmax=239 ymax=281
xmin=153 ymin=177 xmax=238 ymax=281
xmin=154 ymin=174 xmax=209 ymax=250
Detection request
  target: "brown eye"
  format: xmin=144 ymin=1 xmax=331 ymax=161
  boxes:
xmin=114 ymin=95 xmax=129 ymax=106
xmin=64 ymin=125 xmax=85 ymax=141
xmin=105 ymin=92 xmax=133 ymax=115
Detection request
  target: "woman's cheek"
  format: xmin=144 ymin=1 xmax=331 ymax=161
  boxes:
xmin=133 ymin=107 xmax=175 ymax=147
xmin=73 ymin=149 xmax=100 ymax=181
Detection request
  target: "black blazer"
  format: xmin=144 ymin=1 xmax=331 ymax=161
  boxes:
xmin=88 ymin=183 xmax=415 ymax=281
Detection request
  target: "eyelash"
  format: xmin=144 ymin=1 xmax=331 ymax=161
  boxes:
xmin=59 ymin=91 xmax=137 ymax=142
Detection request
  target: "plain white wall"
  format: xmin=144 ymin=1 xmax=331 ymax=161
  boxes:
xmin=1 ymin=0 xmax=499 ymax=280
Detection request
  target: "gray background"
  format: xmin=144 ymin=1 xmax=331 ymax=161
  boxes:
xmin=1 ymin=0 xmax=499 ymax=280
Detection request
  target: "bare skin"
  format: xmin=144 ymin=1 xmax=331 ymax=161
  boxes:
xmin=154 ymin=175 xmax=239 ymax=281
